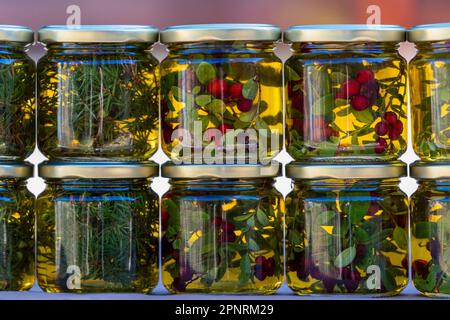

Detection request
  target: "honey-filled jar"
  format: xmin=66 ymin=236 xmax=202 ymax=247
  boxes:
xmin=161 ymin=163 xmax=284 ymax=293
xmin=0 ymin=163 xmax=34 ymax=291
xmin=284 ymin=25 xmax=407 ymax=162
xmin=0 ymin=25 xmax=35 ymax=160
xmin=411 ymin=163 xmax=450 ymax=297
xmin=409 ymin=23 xmax=450 ymax=161
xmin=37 ymin=25 xmax=159 ymax=161
xmin=36 ymin=162 xmax=159 ymax=293
xmin=160 ymin=24 xmax=283 ymax=165
xmin=285 ymin=162 xmax=409 ymax=295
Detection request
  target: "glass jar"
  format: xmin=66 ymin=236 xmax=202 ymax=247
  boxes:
xmin=409 ymin=24 xmax=450 ymax=161
xmin=161 ymin=163 xmax=284 ymax=293
xmin=0 ymin=26 xmax=35 ymax=160
xmin=36 ymin=162 xmax=159 ymax=293
xmin=284 ymin=25 xmax=407 ymax=162
xmin=285 ymin=163 xmax=409 ymax=295
xmin=0 ymin=163 xmax=34 ymax=291
xmin=37 ymin=25 xmax=159 ymax=161
xmin=160 ymin=24 xmax=283 ymax=165
xmin=411 ymin=163 xmax=450 ymax=297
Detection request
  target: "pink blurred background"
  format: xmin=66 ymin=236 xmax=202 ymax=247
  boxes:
xmin=0 ymin=0 xmax=448 ymax=28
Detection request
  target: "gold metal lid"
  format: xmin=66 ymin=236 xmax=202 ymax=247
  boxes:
xmin=286 ymin=162 xmax=406 ymax=180
xmin=0 ymin=162 xmax=33 ymax=178
xmin=39 ymin=161 xmax=158 ymax=179
xmin=38 ymin=25 xmax=159 ymax=44
xmin=284 ymin=24 xmax=406 ymax=43
xmin=160 ymin=23 xmax=281 ymax=43
xmin=410 ymin=162 xmax=450 ymax=179
xmin=162 ymin=162 xmax=281 ymax=179
xmin=408 ymin=23 xmax=450 ymax=42
xmin=0 ymin=25 xmax=34 ymax=44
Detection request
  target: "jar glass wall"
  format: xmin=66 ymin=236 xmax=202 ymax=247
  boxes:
xmin=0 ymin=164 xmax=34 ymax=291
xmin=411 ymin=164 xmax=450 ymax=297
xmin=36 ymin=162 xmax=159 ymax=293
xmin=0 ymin=26 xmax=35 ymax=161
xmin=284 ymin=25 xmax=407 ymax=162
xmin=409 ymin=24 xmax=450 ymax=161
xmin=161 ymin=164 xmax=284 ymax=294
xmin=160 ymin=24 xmax=283 ymax=164
xmin=285 ymin=163 xmax=409 ymax=295
xmin=37 ymin=26 xmax=159 ymax=161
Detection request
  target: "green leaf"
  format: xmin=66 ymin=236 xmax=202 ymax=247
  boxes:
xmin=171 ymin=86 xmax=182 ymax=101
xmin=315 ymin=211 xmax=336 ymax=225
xmin=288 ymin=229 xmax=302 ymax=246
xmin=239 ymin=255 xmax=252 ymax=284
xmin=393 ymin=226 xmax=408 ymax=250
xmin=242 ymin=79 xmax=258 ymax=100
xmin=346 ymin=201 xmax=370 ymax=224
xmin=195 ymin=94 xmax=212 ymax=107
xmin=330 ymin=72 xmax=347 ymax=84
xmin=205 ymin=99 xmax=225 ymax=113
xmin=256 ymin=208 xmax=269 ymax=226
xmin=334 ymin=246 xmax=356 ymax=268
xmin=285 ymin=65 xmax=300 ymax=81
xmin=248 ymin=238 xmax=259 ymax=251
xmin=234 ymin=212 xmax=254 ymax=222
xmin=354 ymin=227 xmax=370 ymax=244
xmin=413 ymin=221 xmax=437 ymax=238
xmin=352 ymin=108 xmax=374 ymax=124
xmin=239 ymin=108 xmax=257 ymax=123
xmin=312 ymin=94 xmax=333 ymax=116
xmin=335 ymin=99 xmax=349 ymax=107
xmin=195 ymin=62 xmax=216 ymax=85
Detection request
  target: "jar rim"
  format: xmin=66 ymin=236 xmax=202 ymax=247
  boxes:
xmin=0 ymin=25 xmax=34 ymax=44
xmin=39 ymin=161 xmax=158 ymax=179
xmin=160 ymin=23 xmax=281 ymax=43
xmin=162 ymin=162 xmax=280 ymax=179
xmin=286 ymin=161 xmax=406 ymax=180
xmin=0 ymin=162 xmax=33 ymax=179
xmin=408 ymin=23 xmax=450 ymax=42
xmin=411 ymin=162 xmax=450 ymax=179
xmin=38 ymin=25 xmax=158 ymax=44
xmin=284 ymin=24 xmax=406 ymax=43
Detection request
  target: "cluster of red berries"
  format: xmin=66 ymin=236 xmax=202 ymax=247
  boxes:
xmin=288 ymin=248 xmax=369 ymax=293
xmin=335 ymin=69 xmax=377 ymax=111
xmin=374 ymin=112 xmax=404 ymax=154
xmin=254 ymin=256 xmax=276 ymax=281
xmin=207 ymin=79 xmax=253 ymax=113
xmin=412 ymin=259 xmax=429 ymax=279
xmin=212 ymin=216 xmax=237 ymax=243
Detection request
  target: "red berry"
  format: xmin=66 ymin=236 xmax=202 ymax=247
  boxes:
xmin=325 ymin=127 xmax=339 ymax=139
xmin=375 ymin=137 xmax=388 ymax=154
xmin=291 ymin=94 xmax=304 ymax=110
xmin=355 ymin=244 xmax=367 ymax=260
xmin=161 ymin=208 xmax=169 ymax=231
xmin=412 ymin=259 xmax=429 ymax=279
xmin=368 ymin=202 xmax=381 ymax=215
xmin=287 ymin=260 xmax=297 ymax=272
xmin=254 ymin=264 xmax=266 ymax=281
xmin=335 ymin=90 xmax=347 ymax=100
xmin=340 ymin=79 xmax=361 ymax=98
xmin=360 ymin=80 xmax=379 ymax=105
xmin=351 ymin=95 xmax=369 ymax=111
xmin=237 ymin=98 xmax=253 ymax=112
xmin=356 ymin=69 xmax=375 ymax=84
xmin=218 ymin=123 xmax=233 ymax=135
xmin=401 ymin=257 xmax=409 ymax=270
xmin=375 ymin=121 xmax=388 ymax=136
xmin=310 ymin=264 xmax=322 ymax=280
xmin=212 ymin=216 xmax=223 ymax=227
xmin=208 ymin=79 xmax=229 ymax=98
xmin=220 ymin=231 xmax=236 ymax=243
xmin=229 ymin=82 xmax=243 ymax=99
xmin=395 ymin=214 xmax=407 ymax=228
xmin=221 ymin=221 xmax=235 ymax=233
xmin=179 ymin=264 xmax=194 ymax=282
xmin=263 ymin=257 xmax=276 ymax=277
xmin=388 ymin=120 xmax=403 ymax=141
xmin=384 ymin=112 xmax=398 ymax=125
xmin=341 ymin=267 xmax=361 ymax=293
xmin=293 ymin=118 xmax=304 ymax=134
xmin=287 ymin=80 xmax=302 ymax=97
xmin=255 ymin=256 xmax=266 ymax=265
xmin=322 ymin=276 xmax=337 ymax=293
xmin=171 ymin=277 xmax=186 ymax=292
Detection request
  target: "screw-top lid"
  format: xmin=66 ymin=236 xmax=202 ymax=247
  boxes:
xmin=284 ymin=24 xmax=406 ymax=43
xmin=286 ymin=162 xmax=406 ymax=180
xmin=39 ymin=161 xmax=158 ymax=179
xmin=408 ymin=23 xmax=450 ymax=42
xmin=38 ymin=25 xmax=159 ymax=44
xmin=160 ymin=23 xmax=281 ymax=43
xmin=0 ymin=25 xmax=34 ymax=44
xmin=410 ymin=162 xmax=450 ymax=179
xmin=0 ymin=162 xmax=33 ymax=178
xmin=162 ymin=162 xmax=281 ymax=179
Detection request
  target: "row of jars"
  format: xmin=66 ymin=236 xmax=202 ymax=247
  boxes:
xmin=0 ymin=23 xmax=449 ymax=163
xmin=0 ymin=160 xmax=448 ymax=297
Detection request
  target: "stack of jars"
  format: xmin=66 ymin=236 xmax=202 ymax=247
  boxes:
xmin=159 ymin=24 xmax=285 ymax=293
xmin=0 ymin=26 xmax=35 ymax=291
xmin=409 ymin=23 xmax=450 ymax=297
xmin=283 ymin=25 xmax=410 ymax=296
xmin=34 ymin=26 xmax=160 ymax=293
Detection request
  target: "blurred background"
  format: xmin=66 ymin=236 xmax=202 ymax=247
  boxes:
xmin=0 ymin=0 xmax=448 ymax=299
